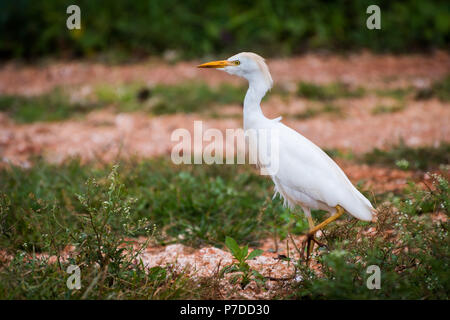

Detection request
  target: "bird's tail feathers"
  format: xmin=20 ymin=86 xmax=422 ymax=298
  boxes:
xmin=345 ymin=187 xmax=374 ymax=221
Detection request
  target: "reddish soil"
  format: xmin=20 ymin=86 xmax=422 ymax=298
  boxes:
xmin=1 ymin=51 xmax=449 ymax=96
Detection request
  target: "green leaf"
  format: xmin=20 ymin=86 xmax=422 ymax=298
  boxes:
xmin=225 ymin=236 xmax=240 ymax=258
xmin=147 ymin=266 xmax=167 ymax=281
xmin=252 ymin=270 xmax=266 ymax=285
xmin=240 ymin=245 xmax=249 ymax=261
xmin=220 ymin=264 xmax=239 ymax=277
xmin=247 ymin=249 xmax=263 ymax=260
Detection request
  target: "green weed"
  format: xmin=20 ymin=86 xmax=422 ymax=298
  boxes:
xmin=220 ymin=236 xmax=264 ymax=289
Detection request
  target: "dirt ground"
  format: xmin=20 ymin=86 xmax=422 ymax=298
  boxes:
xmin=1 ymin=51 xmax=449 ymax=95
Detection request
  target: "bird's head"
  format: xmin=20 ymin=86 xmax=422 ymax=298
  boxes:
xmin=198 ymin=52 xmax=273 ymax=92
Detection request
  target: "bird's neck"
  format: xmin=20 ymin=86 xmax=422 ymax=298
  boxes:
xmin=243 ymin=79 xmax=268 ymax=129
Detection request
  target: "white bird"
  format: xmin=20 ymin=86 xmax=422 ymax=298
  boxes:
xmin=198 ymin=52 xmax=375 ymax=261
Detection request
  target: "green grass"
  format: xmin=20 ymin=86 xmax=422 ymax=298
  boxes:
xmin=0 ymin=154 xmax=448 ymax=299
xmin=415 ymin=75 xmax=450 ymax=102
xmin=0 ymin=165 xmax=215 ymax=299
xmin=0 ymin=89 xmax=98 ymax=123
xmin=0 ymin=79 xmax=444 ymax=123
xmin=95 ymin=82 xmax=246 ymax=114
xmin=371 ymin=103 xmax=405 ymax=115
xmin=297 ymin=82 xmax=365 ymax=101
xmin=291 ymin=103 xmax=342 ymax=119
xmin=374 ymin=88 xmax=411 ymax=100
xmin=95 ymin=82 xmax=290 ymax=115
xmin=0 ymin=157 xmax=304 ymax=299
xmin=361 ymin=142 xmax=450 ymax=171
xmin=0 ymin=158 xmax=298 ymax=251
xmin=0 ymin=82 xmax=247 ymax=122
xmin=148 ymin=83 xmax=246 ymax=115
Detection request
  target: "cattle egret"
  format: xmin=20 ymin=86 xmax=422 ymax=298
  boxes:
xmin=198 ymin=52 xmax=375 ymax=261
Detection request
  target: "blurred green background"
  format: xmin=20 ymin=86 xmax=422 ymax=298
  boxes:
xmin=0 ymin=0 xmax=448 ymax=61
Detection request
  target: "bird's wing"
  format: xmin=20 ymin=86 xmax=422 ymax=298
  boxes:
xmin=271 ymin=122 xmax=373 ymax=221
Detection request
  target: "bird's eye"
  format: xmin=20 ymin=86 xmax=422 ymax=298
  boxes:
xmin=234 ymin=60 xmax=240 ymax=65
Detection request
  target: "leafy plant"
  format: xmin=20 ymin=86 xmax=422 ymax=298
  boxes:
xmin=220 ymin=236 xmax=264 ymax=288
xmin=72 ymin=165 xmax=153 ymax=273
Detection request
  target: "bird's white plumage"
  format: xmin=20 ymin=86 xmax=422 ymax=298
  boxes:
xmin=211 ymin=52 xmax=374 ymax=221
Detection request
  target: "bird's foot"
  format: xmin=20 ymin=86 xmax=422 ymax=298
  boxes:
xmin=301 ymin=232 xmax=327 ymax=263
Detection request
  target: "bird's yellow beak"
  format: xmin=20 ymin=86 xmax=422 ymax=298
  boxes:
xmin=197 ymin=60 xmax=233 ymax=68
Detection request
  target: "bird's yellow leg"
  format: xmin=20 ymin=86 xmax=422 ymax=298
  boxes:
xmin=306 ymin=216 xmax=315 ymax=260
xmin=302 ymin=205 xmax=345 ymax=262
xmin=307 ymin=216 xmax=315 ymax=229
xmin=307 ymin=205 xmax=345 ymax=237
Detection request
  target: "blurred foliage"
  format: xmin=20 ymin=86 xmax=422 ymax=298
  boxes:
xmin=297 ymin=82 xmax=365 ymax=100
xmin=362 ymin=142 xmax=450 ymax=171
xmin=375 ymin=88 xmax=412 ymax=100
xmin=371 ymin=103 xmax=405 ymax=115
xmin=0 ymin=82 xmax=246 ymax=122
xmin=291 ymin=103 xmax=343 ymax=120
xmin=0 ymin=0 xmax=448 ymax=60
xmin=0 ymin=89 xmax=97 ymax=123
xmin=431 ymin=75 xmax=450 ymax=101
xmin=416 ymin=75 xmax=450 ymax=101
xmin=95 ymin=82 xmax=246 ymax=114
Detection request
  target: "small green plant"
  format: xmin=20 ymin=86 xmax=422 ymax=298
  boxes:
xmin=395 ymin=159 xmax=410 ymax=170
xmin=398 ymin=173 xmax=449 ymax=216
xmin=220 ymin=236 xmax=264 ymax=289
xmin=72 ymin=165 xmax=153 ymax=274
